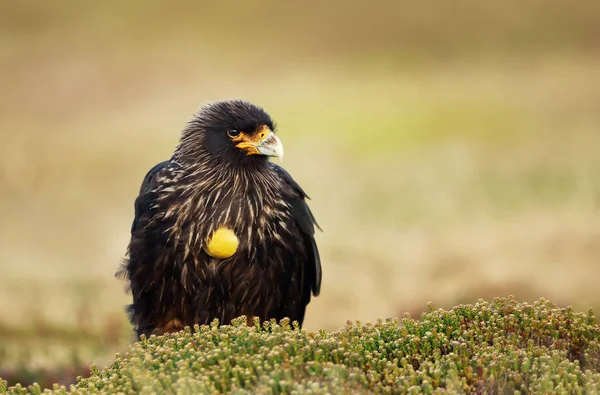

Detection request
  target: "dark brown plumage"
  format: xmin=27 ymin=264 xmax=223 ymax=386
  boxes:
xmin=116 ymin=100 xmax=321 ymax=338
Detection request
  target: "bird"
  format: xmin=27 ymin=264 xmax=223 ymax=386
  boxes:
xmin=116 ymin=100 xmax=321 ymax=338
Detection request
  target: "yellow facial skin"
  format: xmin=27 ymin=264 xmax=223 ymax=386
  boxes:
xmin=230 ymin=125 xmax=284 ymax=161
xmin=233 ymin=125 xmax=270 ymax=155
xmin=203 ymin=227 xmax=239 ymax=259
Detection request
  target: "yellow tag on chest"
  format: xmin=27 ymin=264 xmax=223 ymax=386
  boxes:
xmin=203 ymin=227 xmax=239 ymax=259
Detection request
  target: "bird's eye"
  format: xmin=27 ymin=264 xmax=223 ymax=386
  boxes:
xmin=227 ymin=129 xmax=240 ymax=138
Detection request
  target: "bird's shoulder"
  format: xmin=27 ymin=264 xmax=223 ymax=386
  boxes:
xmin=269 ymin=163 xmax=310 ymax=199
xmin=269 ymin=163 xmax=320 ymax=232
xmin=138 ymin=160 xmax=181 ymax=193
xmin=131 ymin=160 xmax=179 ymax=231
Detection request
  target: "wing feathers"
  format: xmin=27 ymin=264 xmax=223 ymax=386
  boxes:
xmin=271 ymin=163 xmax=322 ymax=297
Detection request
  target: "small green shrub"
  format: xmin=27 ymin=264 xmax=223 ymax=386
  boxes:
xmin=3 ymin=297 xmax=600 ymax=394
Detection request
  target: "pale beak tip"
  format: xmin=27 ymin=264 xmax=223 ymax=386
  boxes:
xmin=257 ymin=131 xmax=285 ymax=162
xmin=271 ymin=133 xmax=284 ymax=162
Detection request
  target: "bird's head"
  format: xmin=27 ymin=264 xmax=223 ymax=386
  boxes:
xmin=175 ymin=100 xmax=283 ymax=167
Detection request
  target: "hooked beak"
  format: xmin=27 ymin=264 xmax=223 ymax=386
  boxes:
xmin=236 ymin=127 xmax=284 ymax=162
xmin=256 ymin=131 xmax=284 ymax=162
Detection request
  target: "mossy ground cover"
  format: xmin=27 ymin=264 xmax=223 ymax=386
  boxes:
xmin=2 ymin=297 xmax=599 ymax=394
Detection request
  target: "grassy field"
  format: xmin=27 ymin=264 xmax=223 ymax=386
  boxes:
xmin=5 ymin=298 xmax=600 ymax=393
xmin=1 ymin=0 xmax=600 ymax=388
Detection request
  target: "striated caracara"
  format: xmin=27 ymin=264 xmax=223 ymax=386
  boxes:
xmin=116 ymin=100 xmax=321 ymax=338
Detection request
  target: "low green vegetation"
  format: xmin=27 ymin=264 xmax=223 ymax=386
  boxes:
xmin=3 ymin=297 xmax=599 ymax=394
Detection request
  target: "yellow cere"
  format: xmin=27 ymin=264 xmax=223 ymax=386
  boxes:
xmin=203 ymin=227 xmax=239 ymax=259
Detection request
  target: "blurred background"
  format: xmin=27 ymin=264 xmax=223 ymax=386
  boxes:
xmin=1 ymin=0 xmax=600 ymax=388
